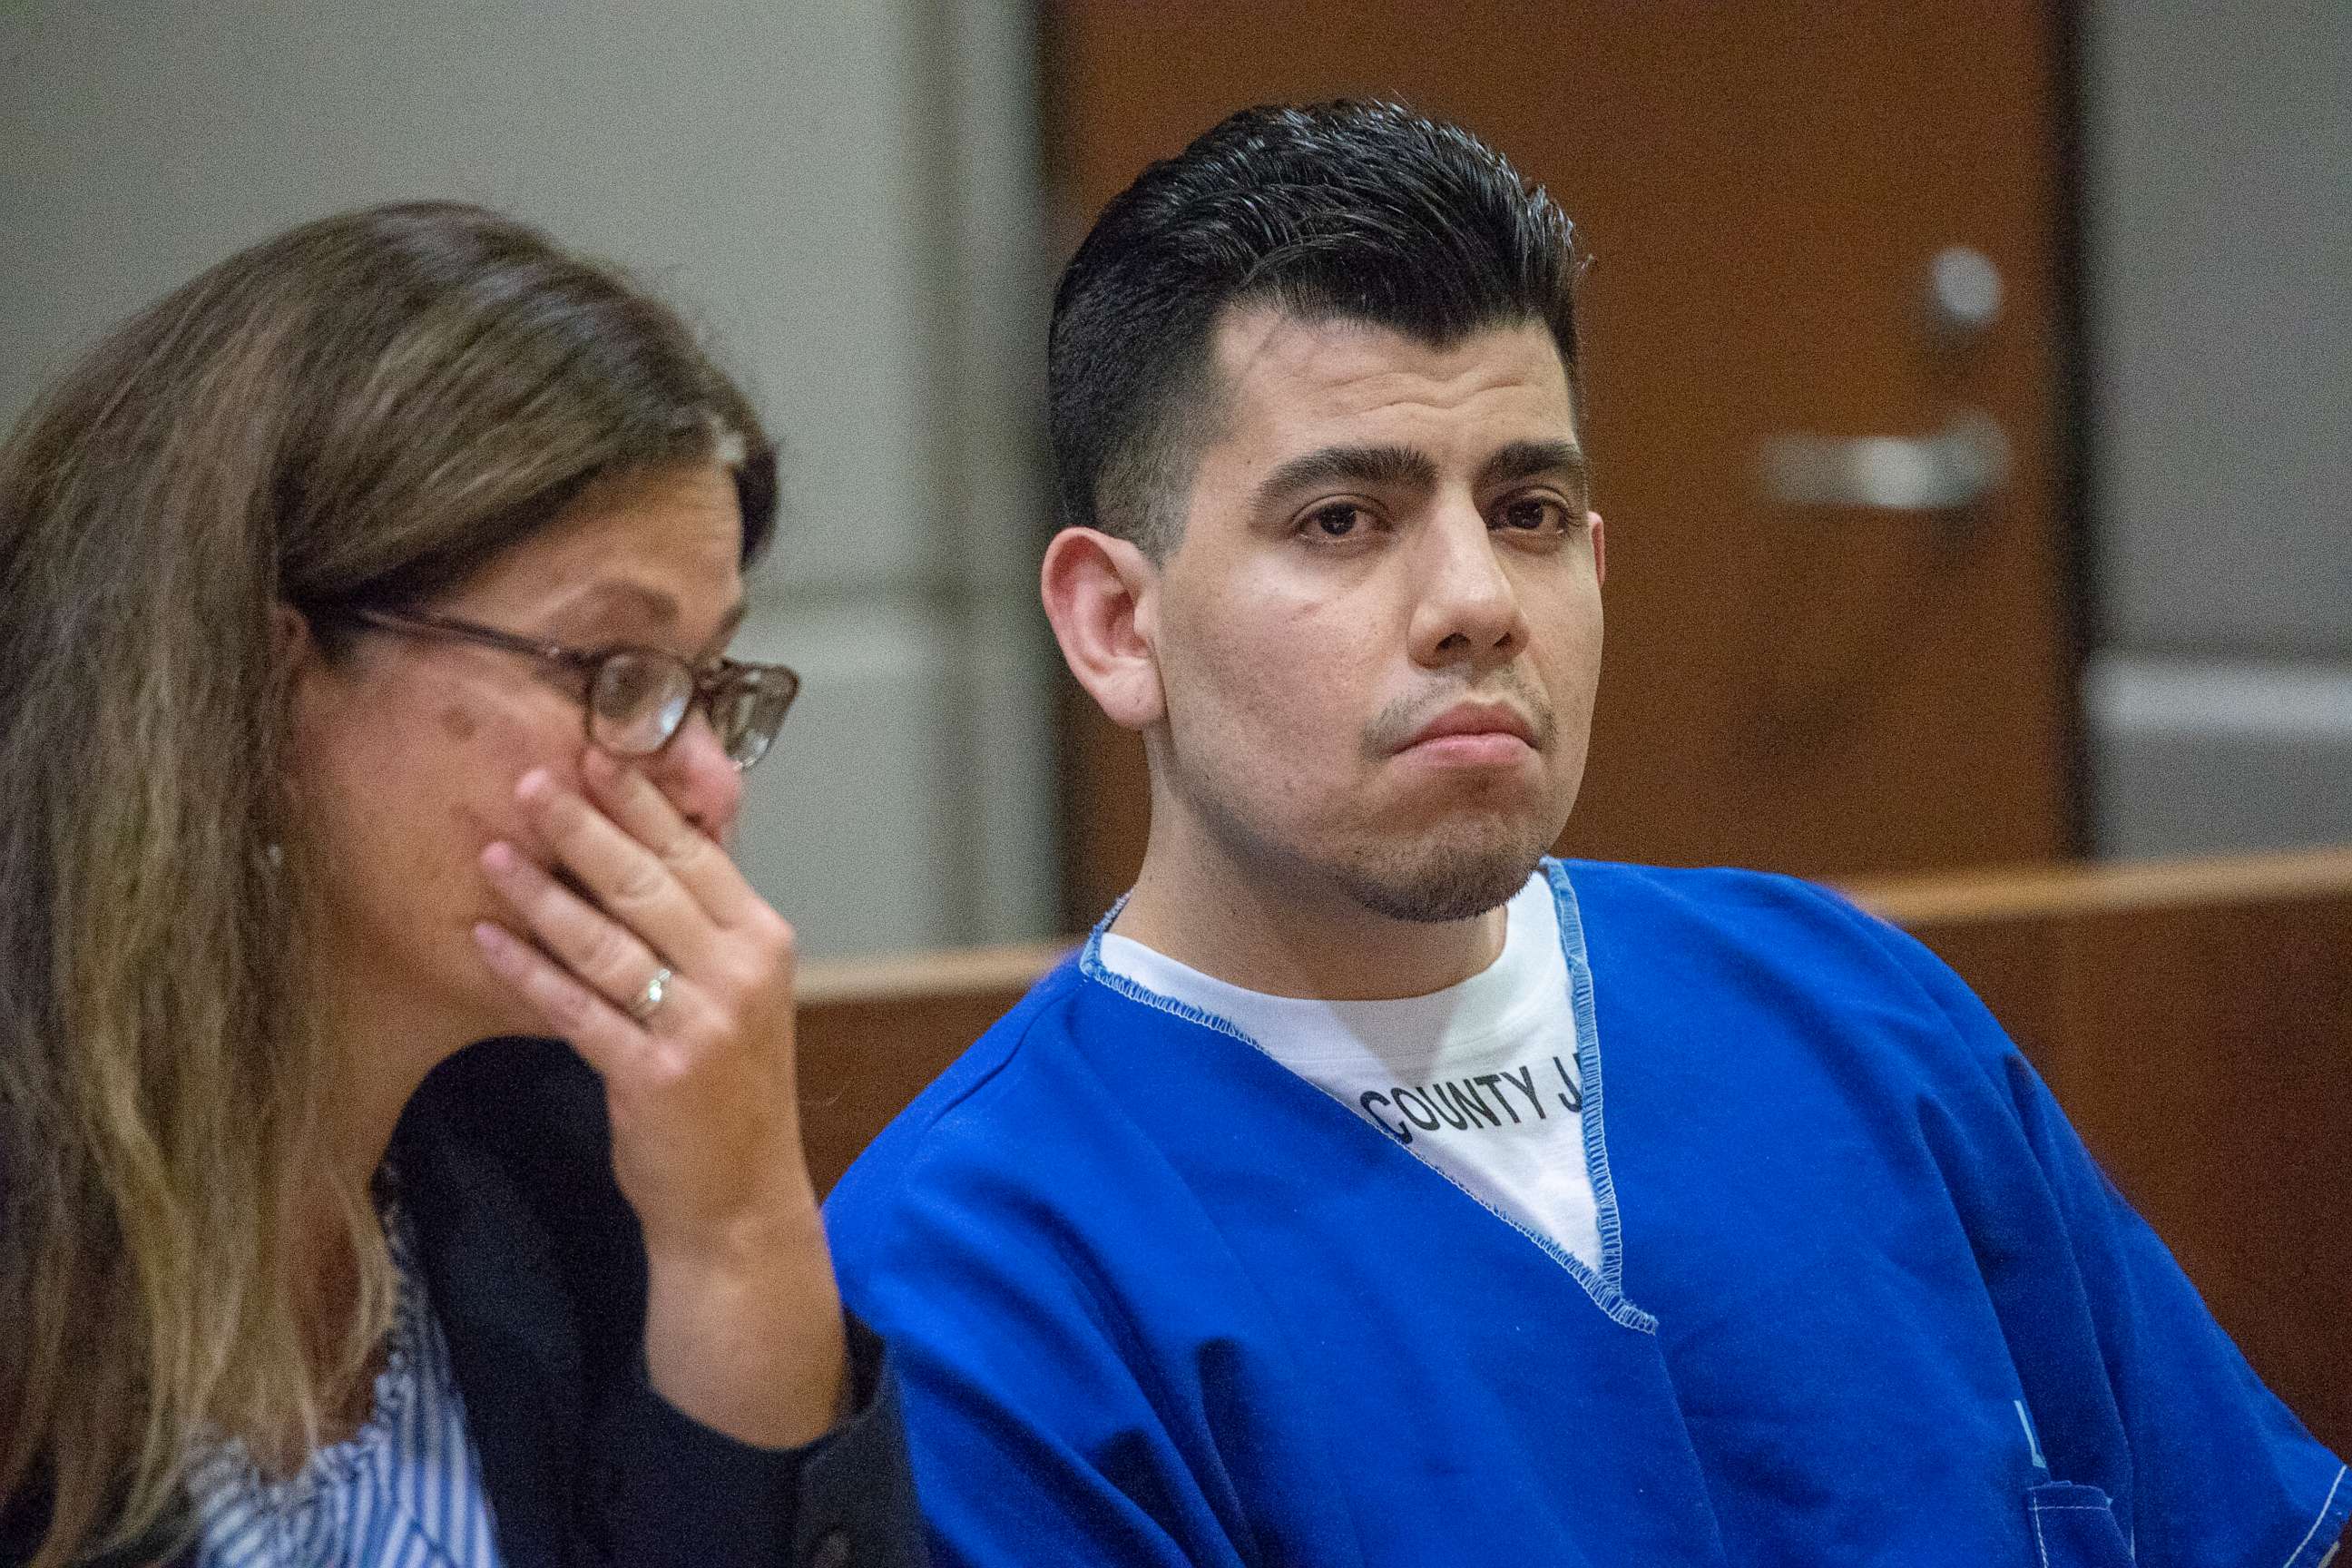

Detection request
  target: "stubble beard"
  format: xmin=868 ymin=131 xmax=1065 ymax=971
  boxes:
xmin=1325 ymin=812 xmax=1559 ymax=923
xmin=1183 ymin=764 xmax=1570 ymax=928
xmin=1162 ymin=671 xmax=1584 ymax=930
xmin=1321 ymin=675 xmax=1571 ymax=921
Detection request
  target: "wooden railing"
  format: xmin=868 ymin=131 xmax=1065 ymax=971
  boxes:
xmin=799 ymin=849 xmax=2352 ymax=1454
xmin=798 ymin=941 xmax=1071 ymax=1198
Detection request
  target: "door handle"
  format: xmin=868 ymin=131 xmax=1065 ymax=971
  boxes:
xmin=1759 ymin=408 xmax=2009 ymax=511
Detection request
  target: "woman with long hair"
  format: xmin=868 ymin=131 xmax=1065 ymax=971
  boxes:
xmin=0 ymin=203 xmax=923 ymax=1566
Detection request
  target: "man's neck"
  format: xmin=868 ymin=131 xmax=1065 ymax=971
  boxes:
xmin=1112 ymin=830 xmax=1511 ymax=1002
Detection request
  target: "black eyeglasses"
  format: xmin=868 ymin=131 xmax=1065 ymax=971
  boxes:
xmin=339 ymin=606 xmax=800 ymax=771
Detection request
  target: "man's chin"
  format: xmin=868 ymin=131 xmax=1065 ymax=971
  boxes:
xmin=1331 ymin=823 xmax=1555 ymax=925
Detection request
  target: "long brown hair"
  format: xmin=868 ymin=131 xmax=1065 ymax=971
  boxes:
xmin=0 ymin=202 xmax=775 ymax=1566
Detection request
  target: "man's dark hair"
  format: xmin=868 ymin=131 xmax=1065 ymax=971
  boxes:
xmin=1049 ymin=99 xmax=1583 ymax=556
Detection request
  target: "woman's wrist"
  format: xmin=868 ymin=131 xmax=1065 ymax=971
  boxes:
xmin=642 ymin=1201 xmax=850 ymax=1449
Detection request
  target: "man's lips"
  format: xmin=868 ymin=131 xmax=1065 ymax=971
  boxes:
xmin=1393 ymin=702 xmax=1541 ymax=765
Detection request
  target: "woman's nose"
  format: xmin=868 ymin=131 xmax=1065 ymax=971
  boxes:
xmin=648 ymin=707 xmax=746 ymax=841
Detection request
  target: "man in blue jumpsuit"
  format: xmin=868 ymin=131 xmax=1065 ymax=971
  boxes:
xmin=826 ymin=100 xmax=2348 ymax=1566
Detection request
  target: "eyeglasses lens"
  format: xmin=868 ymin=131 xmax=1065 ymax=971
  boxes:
xmin=591 ymin=653 xmax=695 ymax=755
xmin=715 ymin=672 xmax=796 ymax=769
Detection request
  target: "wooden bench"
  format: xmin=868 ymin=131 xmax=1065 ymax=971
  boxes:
xmin=799 ymin=848 xmax=2352 ymax=1454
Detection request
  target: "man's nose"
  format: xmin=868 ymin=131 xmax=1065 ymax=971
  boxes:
xmin=646 ymin=707 xmax=746 ymax=842
xmin=1406 ymin=505 xmax=1527 ymax=669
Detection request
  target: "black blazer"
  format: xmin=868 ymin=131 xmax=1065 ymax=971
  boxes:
xmin=2 ymin=1036 xmax=927 ymax=1568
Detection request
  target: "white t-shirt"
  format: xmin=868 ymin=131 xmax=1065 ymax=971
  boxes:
xmin=1099 ymin=870 xmax=1601 ymax=1275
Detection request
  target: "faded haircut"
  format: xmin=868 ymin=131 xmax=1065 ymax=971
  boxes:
xmin=1048 ymin=99 xmax=1584 ymax=557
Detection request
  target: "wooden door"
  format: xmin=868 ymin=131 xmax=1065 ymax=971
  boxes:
xmin=1047 ymin=4 xmax=2079 ymax=923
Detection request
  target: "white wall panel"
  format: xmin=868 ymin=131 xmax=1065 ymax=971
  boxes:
xmin=730 ymin=600 xmax=964 ymax=956
xmin=2082 ymin=2 xmax=2352 ymax=856
xmin=1 ymin=0 xmax=1057 ymax=955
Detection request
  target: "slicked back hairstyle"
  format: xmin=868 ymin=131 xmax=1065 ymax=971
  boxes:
xmin=1048 ymin=99 xmax=1584 ymax=557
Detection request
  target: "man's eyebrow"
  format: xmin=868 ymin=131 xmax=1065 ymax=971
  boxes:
xmin=1479 ymin=439 xmax=1589 ymax=492
xmin=1252 ymin=444 xmax=1439 ymax=510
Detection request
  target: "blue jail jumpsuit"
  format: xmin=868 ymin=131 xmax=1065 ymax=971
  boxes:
xmin=826 ymin=859 xmax=2348 ymax=1566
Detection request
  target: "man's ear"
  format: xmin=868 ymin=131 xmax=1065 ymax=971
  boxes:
xmin=1040 ymin=526 xmax=1165 ymax=731
xmin=1589 ymin=511 xmax=1606 ymax=586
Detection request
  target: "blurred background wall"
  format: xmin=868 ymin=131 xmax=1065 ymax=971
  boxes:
xmin=4 ymin=0 xmax=2345 ymax=955
xmin=2081 ymin=0 xmax=2352 ymax=858
xmin=0 ymin=0 xmax=1057 ymax=956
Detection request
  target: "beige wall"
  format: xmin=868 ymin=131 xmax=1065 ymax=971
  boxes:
xmin=2083 ymin=0 xmax=2352 ymax=854
xmin=0 ymin=0 xmax=1058 ymax=956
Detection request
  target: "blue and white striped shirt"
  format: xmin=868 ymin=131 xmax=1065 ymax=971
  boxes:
xmin=185 ymin=1203 xmax=503 ymax=1567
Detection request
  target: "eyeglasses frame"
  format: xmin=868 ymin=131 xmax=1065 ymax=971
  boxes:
xmin=333 ymin=605 xmax=800 ymax=771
